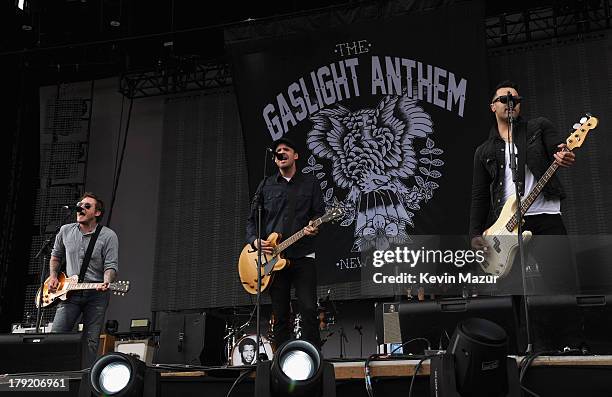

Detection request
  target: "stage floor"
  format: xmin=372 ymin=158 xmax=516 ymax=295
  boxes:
xmin=2 ymin=355 xmax=612 ymax=396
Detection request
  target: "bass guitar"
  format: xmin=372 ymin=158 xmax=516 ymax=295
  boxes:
xmin=480 ymin=114 xmax=598 ymax=278
xmin=35 ymin=272 xmax=130 ymax=308
xmin=238 ymin=206 xmax=344 ymax=294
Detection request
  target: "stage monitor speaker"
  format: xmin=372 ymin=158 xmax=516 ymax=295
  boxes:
xmin=398 ymin=296 xmax=519 ymax=354
xmin=156 ymin=312 xmax=224 ymax=365
xmin=0 ymin=332 xmax=83 ymax=373
xmin=528 ymin=294 xmax=612 ymax=353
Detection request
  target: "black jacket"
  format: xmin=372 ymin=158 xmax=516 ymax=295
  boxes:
xmin=246 ymin=172 xmax=325 ymax=259
xmin=469 ymin=117 xmax=566 ymax=238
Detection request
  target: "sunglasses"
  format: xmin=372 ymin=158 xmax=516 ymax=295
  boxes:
xmin=492 ymin=95 xmax=522 ymax=105
xmin=76 ymin=202 xmax=94 ymax=210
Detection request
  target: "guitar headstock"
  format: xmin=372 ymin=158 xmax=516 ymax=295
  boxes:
xmin=111 ymin=280 xmax=130 ymax=296
xmin=567 ymin=114 xmax=598 ymax=150
xmin=321 ymin=206 xmax=345 ymax=223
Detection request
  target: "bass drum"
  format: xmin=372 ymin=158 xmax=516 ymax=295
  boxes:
xmin=230 ymin=334 xmax=274 ymax=366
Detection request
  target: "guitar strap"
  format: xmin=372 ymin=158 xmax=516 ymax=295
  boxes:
xmin=78 ymin=224 xmax=103 ymax=282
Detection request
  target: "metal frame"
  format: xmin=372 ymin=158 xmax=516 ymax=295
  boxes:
xmin=486 ymin=0 xmax=612 ymax=48
xmin=119 ymin=58 xmax=232 ymax=99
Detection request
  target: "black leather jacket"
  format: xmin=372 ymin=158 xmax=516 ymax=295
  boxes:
xmin=469 ymin=117 xmax=566 ymax=238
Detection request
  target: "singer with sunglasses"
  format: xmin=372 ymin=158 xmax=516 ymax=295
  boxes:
xmin=48 ymin=192 xmax=119 ymax=367
xmin=469 ymin=80 xmax=576 ymax=292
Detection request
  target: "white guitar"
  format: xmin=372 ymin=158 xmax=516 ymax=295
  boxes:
xmin=480 ymin=115 xmax=598 ymax=278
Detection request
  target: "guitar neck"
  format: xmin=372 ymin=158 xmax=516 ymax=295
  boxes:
xmin=274 ymin=217 xmax=324 ymax=254
xmin=67 ymin=282 xmax=107 ymax=291
xmin=506 ymin=160 xmax=559 ymax=231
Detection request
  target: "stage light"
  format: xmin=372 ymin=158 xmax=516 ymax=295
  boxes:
xmin=89 ymin=352 xmax=145 ymax=396
xmin=255 ymin=339 xmax=336 ymax=397
xmin=429 ymin=318 xmax=520 ymax=397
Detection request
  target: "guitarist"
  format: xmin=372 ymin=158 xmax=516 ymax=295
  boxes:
xmin=48 ymin=192 xmax=119 ymax=367
xmin=246 ymin=137 xmax=325 ymax=349
xmin=469 ymin=81 xmax=575 ymax=291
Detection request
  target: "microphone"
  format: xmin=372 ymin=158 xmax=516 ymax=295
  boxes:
xmin=504 ymin=92 xmax=522 ymax=106
xmin=63 ymin=205 xmax=84 ymax=212
xmin=267 ymin=147 xmax=287 ymax=161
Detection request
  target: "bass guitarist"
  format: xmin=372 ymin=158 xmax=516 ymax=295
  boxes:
xmin=469 ymin=80 xmax=575 ymax=292
xmin=246 ymin=137 xmax=325 ymax=348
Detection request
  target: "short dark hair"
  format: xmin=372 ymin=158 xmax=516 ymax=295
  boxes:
xmin=491 ymin=80 xmax=520 ymax=101
xmin=238 ymin=337 xmax=257 ymax=353
xmin=79 ymin=192 xmax=104 ymax=222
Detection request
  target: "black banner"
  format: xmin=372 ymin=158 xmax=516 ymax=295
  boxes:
xmin=229 ymin=2 xmax=490 ymax=285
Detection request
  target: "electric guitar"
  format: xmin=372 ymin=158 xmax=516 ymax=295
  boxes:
xmin=35 ymin=272 xmax=130 ymax=308
xmin=238 ymin=206 xmax=344 ymax=294
xmin=480 ymin=115 xmax=598 ymax=278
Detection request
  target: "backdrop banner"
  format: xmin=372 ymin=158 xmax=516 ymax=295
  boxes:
xmin=229 ymin=2 xmax=490 ymax=285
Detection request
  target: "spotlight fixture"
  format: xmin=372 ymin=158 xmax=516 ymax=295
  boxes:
xmin=430 ymin=318 xmax=520 ymax=397
xmin=255 ymin=339 xmax=336 ymax=397
xmin=89 ymin=352 xmax=145 ymax=396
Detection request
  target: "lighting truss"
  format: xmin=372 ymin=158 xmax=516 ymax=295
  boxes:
xmin=486 ymin=0 xmax=612 ymax=49
xmin=119 ymin=59 xmax=232 ymax=99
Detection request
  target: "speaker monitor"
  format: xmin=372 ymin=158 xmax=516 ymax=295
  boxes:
xmin=398 ymin=296 xmax=519 ymax=354
xmin=528 ymin=294 xmax=612 ymax=353
xmin=156 ymin=312 xmax=225 ymax=365
xmin=0 ymin=332 xmax=83 ymax=373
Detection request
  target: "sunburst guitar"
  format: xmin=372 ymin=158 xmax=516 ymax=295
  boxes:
xmin=35 ymin=272 xmax=130 ymax=308
xmin=238 ymin=206 xmax=344 ymax=294
xmin=480 ymin=114 xmax=598 ymax=278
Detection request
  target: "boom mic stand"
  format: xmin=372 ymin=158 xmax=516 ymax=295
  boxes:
xmin=34 ymin=212 xmax=73 ymax=333
xmin=251 ymin=148 xmax=275 ymax=363
xmin=506 ymin=92 xmax=533 ymax=355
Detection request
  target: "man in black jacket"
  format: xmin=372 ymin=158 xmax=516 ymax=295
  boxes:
xmin=246 ymin=137 xmax=325 ymax=348
xmin=469 ymin=81 xmax=576 ymax=292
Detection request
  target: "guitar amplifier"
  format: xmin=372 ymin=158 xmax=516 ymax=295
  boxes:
xmin=115 ymin=339 xmax=155 ymax=364
xmin=374 ymin=302 xmax=402 ymax=344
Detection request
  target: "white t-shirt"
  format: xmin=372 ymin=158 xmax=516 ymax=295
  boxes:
xmin=502 ymin=142 xmax=560 ymax=215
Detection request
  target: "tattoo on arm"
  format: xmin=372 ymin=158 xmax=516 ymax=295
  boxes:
xmin=49 ymin=256 xmax=61 ymax=277
xmin=104 ymin=269 xmax=117 ymax=284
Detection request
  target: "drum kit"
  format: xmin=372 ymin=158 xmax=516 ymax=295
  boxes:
xmin=219 ymin=296 xmax=337 ymax=366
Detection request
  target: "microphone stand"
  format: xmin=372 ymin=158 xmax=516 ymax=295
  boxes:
xmin=34 ymin=212 xmax=72 ymax=333
xmin=252 ymin=148 xmax=274 ymax=363
xmin=354 ymin=324 xmax=363 ymax=358
xmin=338 ymin=326 xmax=348 ymax=358
xmin=506 ymin=93 xmax=533 ymax=355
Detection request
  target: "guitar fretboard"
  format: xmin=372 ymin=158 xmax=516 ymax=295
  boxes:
xmin=67 ymin=282 xmax=112 ymax=291
xmin=505 ymin=160 xmax=560 ymax=232
xmin=273 ymin=217 xmax=325 ymax=255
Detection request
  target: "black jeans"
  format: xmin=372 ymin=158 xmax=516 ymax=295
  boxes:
xmin=269 ymin=257 xmax=320 ymax=348
xmin=497 ymin=214 xmax=576 ymax=294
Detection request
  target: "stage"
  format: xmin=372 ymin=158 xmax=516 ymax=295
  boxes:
xmin=2 ymin=355 xmax=612 ymax=396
